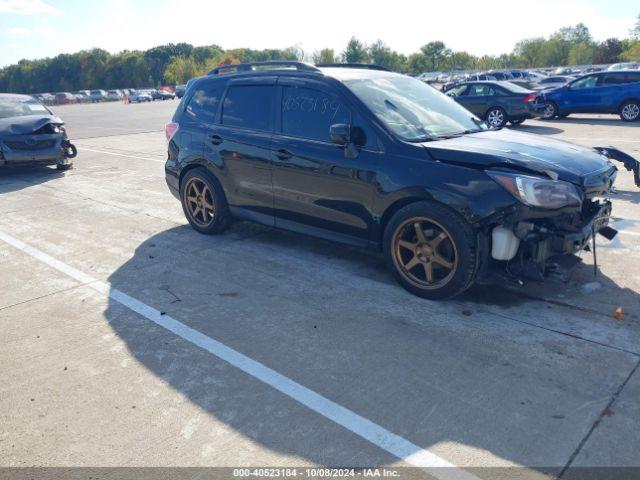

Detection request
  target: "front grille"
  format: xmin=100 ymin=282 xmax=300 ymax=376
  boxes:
xmin=3 ymin=139 xmax=56 ymax=151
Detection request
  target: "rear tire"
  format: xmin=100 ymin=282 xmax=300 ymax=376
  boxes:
xmin=620 ymin=100 xmax=640 ymax=122
xmin=485 ymin=107 xmax=508 ymax=128
xmin=180 ymin=168 xmax=232 ymax=235
xmin=383 ymin=201 xmax=478 ymax=300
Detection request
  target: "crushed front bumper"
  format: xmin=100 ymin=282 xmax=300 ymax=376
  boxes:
xmin=482 ymin=200 xmax=616 ymax=284
xmin=0 ymin=133 xmax=76 ymax=167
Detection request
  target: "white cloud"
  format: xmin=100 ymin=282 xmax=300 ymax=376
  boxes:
xmin=7 ymin=26 xmax=52 ymax=35
xmin=0 ymin=0 xmax=61 ymax=15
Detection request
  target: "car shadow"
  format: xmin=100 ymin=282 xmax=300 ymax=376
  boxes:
xmin=613 ymin=189 xmax=640 ymax=205
xmin=0 ymin=165 xmax=67 ymax=195
xmin=543 ymin=116 xmax=640 ymax=127
xmin=103 ymin=223 xmax=640 ymax=473
xmin=511 ymin=124 xmax=565 ymax=136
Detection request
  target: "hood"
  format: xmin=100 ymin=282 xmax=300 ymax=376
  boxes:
xmin=423 ymin=128 xmax=612 ymax=186
xmin=0 ymin=115 xmax=64 ymax=135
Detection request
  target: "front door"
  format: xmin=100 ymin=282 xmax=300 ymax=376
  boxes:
xmin=270 ymin=79 xmax=380 ymax=245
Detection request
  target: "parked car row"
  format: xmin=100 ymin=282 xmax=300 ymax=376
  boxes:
xmin=31 ymin=87 xmax=178 ymax=105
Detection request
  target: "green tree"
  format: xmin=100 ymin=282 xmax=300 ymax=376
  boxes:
xmin=621 ymin=40 xmax=640 ymax=61
xmin=568 ymin=42 xmax=596 ymax=65
xmin=368 ymin=40 xmax=405 ymax=71
xmin=342 ymin=37 xmax=369 ymax=63
xmin=312 ymin=48 xmax=337 ymax=64
xmin=553 ymin=23 xmax=592 ymax=44
xmin=593 ymin=38 xmax=623 ymax=64
xmin=630 ymin=13 xmax=640 ymax=39
xmin=420 ymin=41 xmax=451 ymax=71
xmin=514 ymin=38 xmax=546 ymax=67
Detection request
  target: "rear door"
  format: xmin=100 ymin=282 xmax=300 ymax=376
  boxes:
xmin=598 ymin=72 xmax=632 ymax=112
xmin=214 ymin=77 xmax=276 ymax=223
xmin=460 ymin=83 xmax=496 ymax=117
xmin=270 ymin=77 xmax=380 ymax=245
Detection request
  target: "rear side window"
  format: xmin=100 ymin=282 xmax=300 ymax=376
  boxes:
xmin=626 ymin=72 xmax=640 ymax=83
xmin=222 ymin=85 xmax=272 ymax=131
xmin=186 ymin=81 xmax=224 ymax=122
xmin=601 ymin=73 xmax=626 ymax=85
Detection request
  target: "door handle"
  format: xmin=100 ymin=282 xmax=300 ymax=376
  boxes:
xmin=209 ymin=135 xmax=223 ymax=145
xmin=275 ymin=149 xmax=292 ymax=160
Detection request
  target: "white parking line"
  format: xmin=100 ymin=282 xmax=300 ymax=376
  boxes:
xmin=0 ymin=229 xmax=478 ymax=480
xmin=619 ymin=230 xmax=640 ymax=237
xmin=80 ymin=147 xmax=165 ymax=163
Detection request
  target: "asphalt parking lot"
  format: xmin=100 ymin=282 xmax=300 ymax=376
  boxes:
xmin=1 ymin=100 xmax=640 ymax=479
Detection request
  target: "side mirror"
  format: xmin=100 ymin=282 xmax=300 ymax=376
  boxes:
xmin=330 ymin=123 xmax=361 ymax=159
xmin=330 ymin=123 xmax=351 ymax=146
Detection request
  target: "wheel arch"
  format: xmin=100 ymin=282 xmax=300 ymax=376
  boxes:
xmin=618 ymin=97 xmax=640 ymax=111
xmin=377 ymin=190 xmax=478 ymax=247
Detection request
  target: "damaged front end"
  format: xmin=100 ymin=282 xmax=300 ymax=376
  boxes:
xmin=480 ymin=162 xmax=620 ymax=284
xmin=0 ymin=115 xmax=77 ymax=169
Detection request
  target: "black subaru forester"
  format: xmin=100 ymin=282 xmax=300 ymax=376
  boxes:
xmin=165 ymin=61 xmax=640 ymax=300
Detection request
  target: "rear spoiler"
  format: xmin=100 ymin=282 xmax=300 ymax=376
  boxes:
xmin=594 ymin=146 xmax=640 ymax=188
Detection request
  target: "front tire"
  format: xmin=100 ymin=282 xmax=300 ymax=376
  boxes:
xmin=620 ymin=100 xmax=640 ymax=122
xmin=383 ymin=201 xmax=478 ymax=300
xmin=180 ymin=168 xmax=231 ymax=234
xmin=485 ymin=107 xmax=508 ymax=128
xmin=542 ymin=101 xmax=558 ymax=119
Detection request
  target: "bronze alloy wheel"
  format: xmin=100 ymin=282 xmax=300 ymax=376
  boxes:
xmin=391 ymin=217 xmax=458 ymax=289
xmin=183 ymin=177 xmax=216 ymax=227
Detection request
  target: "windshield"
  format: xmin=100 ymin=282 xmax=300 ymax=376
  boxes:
xmin=0 ymin=97 xmax=50 ymax=119
xmin=345 ymin=75 xmax=487 ymax=141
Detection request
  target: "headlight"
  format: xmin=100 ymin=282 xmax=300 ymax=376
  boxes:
xmin=487 ymin=171 xmax=582 ymax=209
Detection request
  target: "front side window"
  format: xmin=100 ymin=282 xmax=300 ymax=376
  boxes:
xmin=222 ymin=85 xmax=272 ymax=131
xmin=345 ymin=75 xmax=486 ymax=141
xmin=467 ymin=85 xmax=495 ymax=96
xmin=186 ymin=81 xmax=224 ymax=123
xmin=570 ymin=75 xmax=598 ymax=89
xmin=281 ymin=86 xmax=374 ymax=147
xmin=282 ymin=86 xmax=350 ymax=142
xmin=445 ymin=84 xmax=468 ymax=97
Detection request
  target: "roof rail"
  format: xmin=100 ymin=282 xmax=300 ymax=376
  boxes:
xmin=208 ymin=61 xmax=320 ymax=75
xmin=315 ymin=63 xmax=390 ymax=72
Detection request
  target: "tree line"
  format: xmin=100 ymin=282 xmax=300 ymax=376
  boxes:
xmin=1 ymin=16 xmax=639 ymax=94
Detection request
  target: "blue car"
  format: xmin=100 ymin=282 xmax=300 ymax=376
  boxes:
xmin=542 ymin=70 xmax=640 ymax=122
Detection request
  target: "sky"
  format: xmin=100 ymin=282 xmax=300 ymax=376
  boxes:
xmin=0 ymin=0 xmax=638 ymax=67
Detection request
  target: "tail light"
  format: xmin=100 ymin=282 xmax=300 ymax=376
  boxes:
xmin=523 ymin=94 xmax=537 ymax=103
xmin=165 ymin=122 xmax=179 ymax=142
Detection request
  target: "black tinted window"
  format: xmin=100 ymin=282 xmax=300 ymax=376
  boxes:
xmin=602 ymin=73 xmax=626 ymax=85
xmin=186 ymin=81 xmax=224 ymax=122
xmin=626 ymin=72 xmax=640 ymax=83
xmin=222 ymin=85 xmax=272 ymax=131
xmin=282 ymin=86 xmax=351 ymax=142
